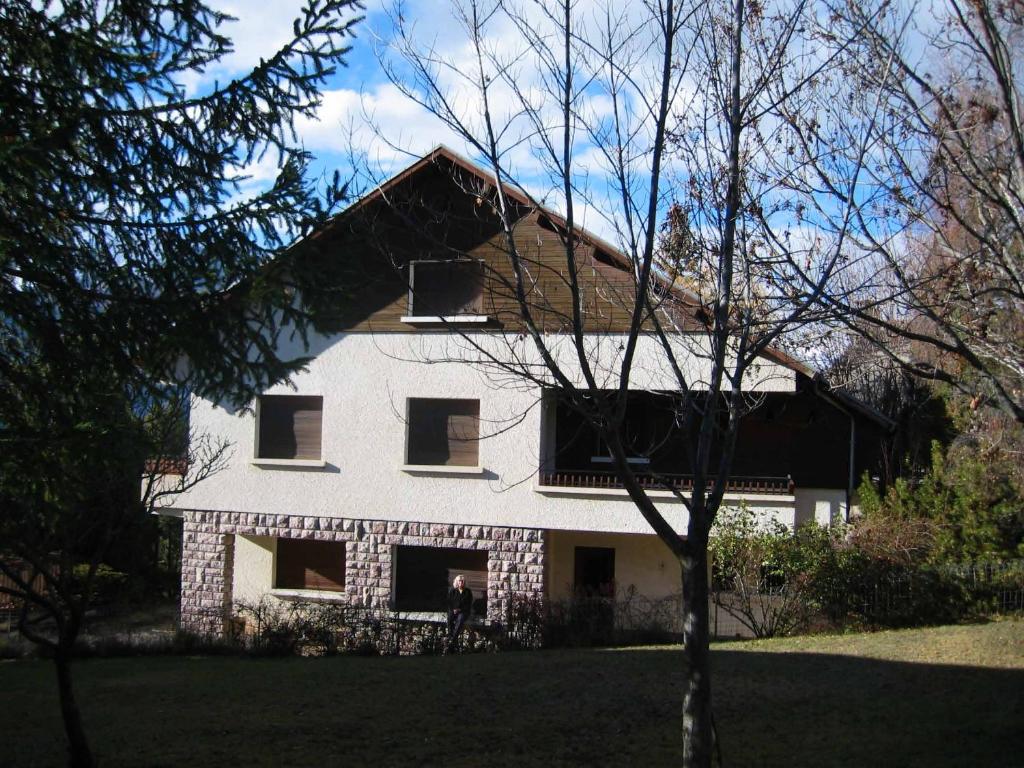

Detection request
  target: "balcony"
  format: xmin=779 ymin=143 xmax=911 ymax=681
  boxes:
xmin=538 ymin=386 xmax=859 ymax=502
xmin=538 ymin=469 xmax=794 ymax=495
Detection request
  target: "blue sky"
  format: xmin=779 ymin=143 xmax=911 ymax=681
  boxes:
xmin=201 ymin=2 xmax=491 ymax=199
xmin=198 ymin=0 xmax=673 ymax=245
xmin=197 ymin=0 xmax=935 ymax=264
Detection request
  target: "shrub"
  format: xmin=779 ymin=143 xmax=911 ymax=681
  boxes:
xmin=72 ymin=564 xmax=129 ymax=605
xmin=535 ymin=588 xmax=683 ymax=648
xmin=709 ymin=505 xmax=830 ymax=638
xmin=502 ymin=593 xmax=545 ymax=650
xmin=232 ymin=597 xmax=501 ymax=657
xmin=858 ymin=441 xmax=1024 ymax=564
xmin=234 ymin=598 xmax=400 ymax=656
xmin=806 ymin=548 xmax=969 ymax=629
xmin=229 ymin=591 xmax=687 ymax=656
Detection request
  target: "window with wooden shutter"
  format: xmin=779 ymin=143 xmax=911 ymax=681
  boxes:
xmin=275 ymin=538 xmax=345 ymax=591
xmin=409 ymin=260 xmax=484 ymax=317
xmin=257 ymin=395 xmax=323 ymax=460
xmin=406 ymin=398 xmax=480 ymax=466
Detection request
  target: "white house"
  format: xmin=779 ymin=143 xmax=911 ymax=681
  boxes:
xmin=164 ymin=147 xmax=888 ymax=636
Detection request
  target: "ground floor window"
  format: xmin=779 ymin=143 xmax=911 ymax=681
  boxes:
xmin=393 ymin=545 xmax=487 ymax=614
xmin=275 ymin=538 xmax=346 ymax=591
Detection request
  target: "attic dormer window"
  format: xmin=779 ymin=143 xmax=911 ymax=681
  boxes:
xmin=402 ymin=259 xmax=488 ymax=325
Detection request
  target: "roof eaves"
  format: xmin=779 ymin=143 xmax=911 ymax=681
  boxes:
xmin=808 ymin=373 xmax=898 ymax=431
xmin=305 ymin=146 xmax=840 ymax=386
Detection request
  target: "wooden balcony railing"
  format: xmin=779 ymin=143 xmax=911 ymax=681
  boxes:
xmin=143 ymin=457 xmax=188 ymax=476
xmin=538 ymin=470 xmax=794 ymax=495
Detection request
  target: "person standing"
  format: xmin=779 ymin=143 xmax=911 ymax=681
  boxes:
xmin=446 ymin=574 xmax=473 ymax=652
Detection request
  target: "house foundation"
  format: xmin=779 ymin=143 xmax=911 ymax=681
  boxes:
xmin=180 ymin=509 xmax=546 ymax=637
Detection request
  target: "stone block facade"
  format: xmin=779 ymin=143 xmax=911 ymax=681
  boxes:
xmin=180 ymin=509 xmax=546 ymax=637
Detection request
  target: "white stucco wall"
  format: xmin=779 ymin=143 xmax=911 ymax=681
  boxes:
xmin=546 ymin=530 xmax=682 ymax=601
xmin=232 ymin=535 xmax=276 ymax=605
xmin=794 ymin=488 xmax=848 ymax=528
xmin=169 ymin=332 xmax=804 ymax=536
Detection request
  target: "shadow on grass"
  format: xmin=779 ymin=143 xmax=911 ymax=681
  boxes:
xmin=710 ymin=650 xmax=1024 ymax=768
xmin=0 ymin=645 xmax=1021 ymax=767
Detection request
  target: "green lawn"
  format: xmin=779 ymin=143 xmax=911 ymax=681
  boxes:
xmin=2 ymin=619 xmax=1022 ymax=767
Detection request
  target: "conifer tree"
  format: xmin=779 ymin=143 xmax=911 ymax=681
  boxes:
xmin=0 ymin=3 xmax=362 ymax=765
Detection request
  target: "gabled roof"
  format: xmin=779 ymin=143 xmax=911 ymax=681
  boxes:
xmin=316 ymin=145 xmax=640 ymax=274
xmin=309 ymin=145 xmax=892 ymax=428
xmin=809 ymin=374 xmax=897 ymax=430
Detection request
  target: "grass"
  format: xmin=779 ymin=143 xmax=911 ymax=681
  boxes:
xmin=2 ymin=619 xmax=1022 ymax=767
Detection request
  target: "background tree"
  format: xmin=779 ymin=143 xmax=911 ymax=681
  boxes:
xmin=800 ymin=0 xmax=1024 ymax=423
xmin=818 ymin=332 xmax=955 ymax=487
xmin=375 ymin=0 xmax=881 ymax=764
xmin=0 ymin=2 xmax=362 ymax=765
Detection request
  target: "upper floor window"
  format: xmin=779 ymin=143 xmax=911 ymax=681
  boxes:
xmin=406 ymin=398 xmax=480 ymax=467
xmin=407 ymin=259 xmax=485 ymax=319
xmin=256 ymin=395 xmax=323 ymax=461
xmin=592 ymin=416 xmax=658 ymax=465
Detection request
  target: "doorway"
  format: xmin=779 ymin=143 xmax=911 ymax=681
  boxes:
xmin=573 ymin=546 xmax=616 ymax=597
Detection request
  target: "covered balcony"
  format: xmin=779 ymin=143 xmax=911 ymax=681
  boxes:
xmin=536 ymin=385 xmax=866 ymax=500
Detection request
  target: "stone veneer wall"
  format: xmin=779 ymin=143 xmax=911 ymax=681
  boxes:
xmin=180 ymin=509 xmax=546 ymax=636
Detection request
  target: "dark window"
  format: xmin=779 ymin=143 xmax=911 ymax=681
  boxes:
xmin=592 ymin=395 xmax=674 ymax=463
xmin=407 ymin=398 xmax=480 ymax=466
xmin=257 ymin=395 xmax=323 ymax=460
xmin=549 ymin=392 xmax=681 ymax=471
xmin=275 ymin=538 xmax=345 ymax=591
xmin=410 ymin=260 xmax=484 ymax=316
xmin=574 ymin=546 xmax=616 ymax=597
xmin=393 ymin=545 xmax=488 ymax=614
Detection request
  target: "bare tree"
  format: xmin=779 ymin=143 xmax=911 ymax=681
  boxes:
xmin=370 ymin=0 xmax=878 ymax=764
xmin=795 ymin=0 xmax=1024 ymax=423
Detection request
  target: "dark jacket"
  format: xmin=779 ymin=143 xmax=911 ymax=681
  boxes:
xmin=446 ymin=586 xmax=473 ymax=616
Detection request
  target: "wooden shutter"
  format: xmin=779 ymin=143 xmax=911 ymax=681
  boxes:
xmin=276 ymin=538 xmax=345 ymax=591
xmin=258 ymin=395 xmax=323 ymax=460
xmin=411 ymin=261 xmax=484 ymax=316
xmin=407 ymin=398 xmax=480 ymax=466
xmin=446 ymin=401 xmax=480 ymax=465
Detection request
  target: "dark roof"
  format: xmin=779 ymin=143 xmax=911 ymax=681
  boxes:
xmin=323 ymin=145 xmax=635 ymax=270
xmin=310 ymin=146 xmax=892 ymax=427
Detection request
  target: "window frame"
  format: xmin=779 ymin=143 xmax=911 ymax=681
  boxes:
xmin=252 ymin=394 xmax=326 ymax=468
xmin=400 ymin=259 xmax=490 ymax=325
xmin=588 ymin=395 xmax=674 ymax=466
xmin=392 ymin=544 xmax=488 ymax=615
xmin=273 ymin=537 xmax=347 ymax=594
xmin=402 ymin=397 xmax=483 ymax=473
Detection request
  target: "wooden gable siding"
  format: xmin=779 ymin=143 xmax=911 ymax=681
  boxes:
xmin=293 ymin=158 xmax=698 ymax=335
xmin=467 ymin=214 xmax=658 ymax=334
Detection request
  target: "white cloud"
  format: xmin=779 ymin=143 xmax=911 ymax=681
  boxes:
xmin=294 ymin=83 xmax=472 ymax=167
xmin=181 ymin=1 xmax=343 ymax=94
xmin=188 ymin=0 xmax=676 ymax=247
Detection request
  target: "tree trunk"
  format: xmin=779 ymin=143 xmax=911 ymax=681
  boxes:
xmin=54 ymin=648 xmax=94 ymax=768
xmin=680 ymin=546 xmax=713 ymax=768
